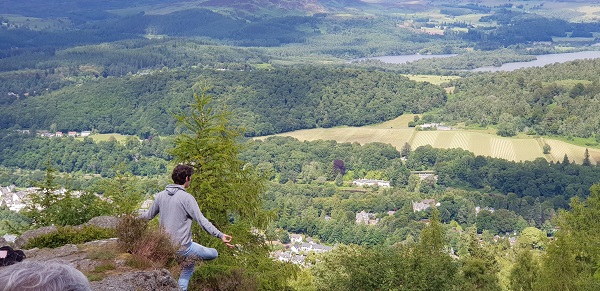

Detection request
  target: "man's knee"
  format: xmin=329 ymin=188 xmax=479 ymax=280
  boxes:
xmin=205 ymin=248 xmax=218 ymax=260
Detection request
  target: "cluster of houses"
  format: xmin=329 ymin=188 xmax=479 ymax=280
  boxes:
xmin=0 ymin=185 xmax=84 ymax=213
xmin=353 ymin=198 xmax=440 ymax=226
xmin=352 ymin=179 xmax=391 ymax=188
xmin=271 ymin=197 xmax=470 ymax=265
xmin=0 ymin=185 xmax=31 ymax=212
xmin=418 ymin=123 xmax=452 ymax=130
xmin=271 ymin=234 xmax=333 ymax=266
xmin=351 ymin=171 xmax=438 ymax=189
xmin=412 ymin=199 xmax=440 ymax=212
xmin=16 ymin=129 xmax=93 ymax=138
xmin=39 ymin=130 xmax=92 ymax=138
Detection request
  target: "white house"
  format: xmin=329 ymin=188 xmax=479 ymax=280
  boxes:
xmin=352 ymin=179 xmax=391 ymax=188
xmin=355 ymin=210 xmax=378 ymax=225
xmin=289 ymin=234 xmax=303 ymax=244
xmin=412 ymin=199 xmax=440 ymax=212
xmin=475 ymin=206 xmax=495 ymax=214
xmin=410 ymin=171 xmax=438 ymax=181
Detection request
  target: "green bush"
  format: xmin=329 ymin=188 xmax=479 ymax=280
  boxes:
xmin=23 ymin=225 xmax=116 ymax=249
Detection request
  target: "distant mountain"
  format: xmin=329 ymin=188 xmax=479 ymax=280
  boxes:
xmin=201 ymin=0 xmax=328 ymax=14
xmin=1 ymin=0 xmax=429 ymax=20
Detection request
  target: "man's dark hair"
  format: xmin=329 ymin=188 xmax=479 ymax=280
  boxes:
xmin=172 ymin=165 xmax=194 ymax=185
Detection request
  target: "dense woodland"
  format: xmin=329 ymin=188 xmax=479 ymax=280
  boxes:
xmin=0 ymin=66 xmax=446 ymax=137
xmin=3 ymin=0 xmax=600 ymax=289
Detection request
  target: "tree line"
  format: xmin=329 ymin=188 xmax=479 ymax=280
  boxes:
xmin=0 ymin=131 xmax=171 ymax=177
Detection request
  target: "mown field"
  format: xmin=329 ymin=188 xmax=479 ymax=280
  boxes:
xmin=266 ymin=115 xmax=600 ymax=165
xmin=75 ymin=133 xmax=131 ymax=143
xmin=403 ymin=75 xmax=461 ymax=85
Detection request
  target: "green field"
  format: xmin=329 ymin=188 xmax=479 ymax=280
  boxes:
xmin=403 ymin=75 xmax=461 ymax=85
xmin=0 ymin=14 xmax=69 ymax=30
xmin=75 ymin=133 xmax=131 ymax=143
xmin=264 ymin=115 xmax=600 ymax=165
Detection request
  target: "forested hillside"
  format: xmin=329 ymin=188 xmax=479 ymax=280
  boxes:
xmin=0 ymin=66 xmax=445 ymax=137
xmin=441 ymin=59 xmax=600 ymax=141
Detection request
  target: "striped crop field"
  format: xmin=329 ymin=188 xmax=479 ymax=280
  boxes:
xmin=410 ymin=131 xmax=545 ymax=162
xmin=268 ymin=127 xmax=416 ymax=149
xmin=544 ymin=139 xmax=600 ymax=165
xmin=260 ymin=115 xmax=599 ymax=164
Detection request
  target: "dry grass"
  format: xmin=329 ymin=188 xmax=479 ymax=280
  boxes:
xmin=403 ymin=74 xmax=461 ymax=85
xmin=116 ymin=215 xmax=179 ymax=269
xmin=543 ymin=139 xmax=600 ymax=164
xmin=261 ymin=114 xmax=599 ymax=164
xmin=75 ymin=133 xmax=130 ymax=143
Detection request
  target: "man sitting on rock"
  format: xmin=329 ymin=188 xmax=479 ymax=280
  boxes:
xmin=142 ymin=164 xmax=233 ymax=291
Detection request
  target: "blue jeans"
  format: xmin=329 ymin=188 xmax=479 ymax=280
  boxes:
xmin=177 ymin=242 xmax=218 ymax=291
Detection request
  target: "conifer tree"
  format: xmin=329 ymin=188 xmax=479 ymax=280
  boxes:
xmin=97 ymin=165 xmax=144 ymax=216
xmin=22 ymin=161 xmax=59 ymax=226
xmin=22 ymin=162 xmax=111 ymax=227
xmin=459 ymin=228 xmax=501 ymax=290
xmin=170 ymin=91 xmax=297 ymax=290
xmin=510 ymin=249 xmax=540 ymax=291
xmin=582 ymin=148 xmax=591 ymax=166
xmin=412 ymin=208 xmax=460 ymax=290
xmin=536 ymin=184 xmax=600 ymax=290
xmin=562 ymin=154 xmax=570 ymax=165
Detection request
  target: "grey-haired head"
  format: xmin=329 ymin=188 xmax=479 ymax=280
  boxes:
xmin=0 ymin=260 xmax=91 ymax=291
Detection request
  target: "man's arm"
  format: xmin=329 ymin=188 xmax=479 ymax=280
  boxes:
xmin=186 ymin=196 xmax=234 ymax=248
xmin=188 ymin=200 xmax=224 ymax=238
xmin=141 ymin=196 xmax=160 ymax=220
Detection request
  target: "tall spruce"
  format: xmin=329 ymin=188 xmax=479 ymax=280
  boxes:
xmin=169 ymin=91 xmax=297 ymax=290
xmin=583 ymin=148 xmax=591 ymax=166
xmin=412 ymin=208 xmax=460 ymax=290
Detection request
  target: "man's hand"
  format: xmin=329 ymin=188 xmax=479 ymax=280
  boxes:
xmin=221 ymin=234 xmax=234 ymax=248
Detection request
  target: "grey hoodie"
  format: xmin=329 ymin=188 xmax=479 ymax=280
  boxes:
xmin=143 ymin=184 xmax=223 ymax=249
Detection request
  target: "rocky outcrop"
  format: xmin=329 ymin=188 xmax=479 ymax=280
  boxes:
xmin=14 ymin=225 xmax=57 ymax=248
xmin=90 ymin=269 xmax=179 ymax=291
xmin=6 ymin=216 xmax=180 ymax=291
xmin=20 ymin=238 xmax=179 ymax=291
xmin=12 ymin=216 xmax=119 ymax=249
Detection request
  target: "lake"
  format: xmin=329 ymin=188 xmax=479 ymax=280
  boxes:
xmin=351 ymin=54 xmax=457 ymax=64
xmin=471 ymin=51 xmax=600 ymax=72
xmin=354 ymin=51 xmax=600 ymax=72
